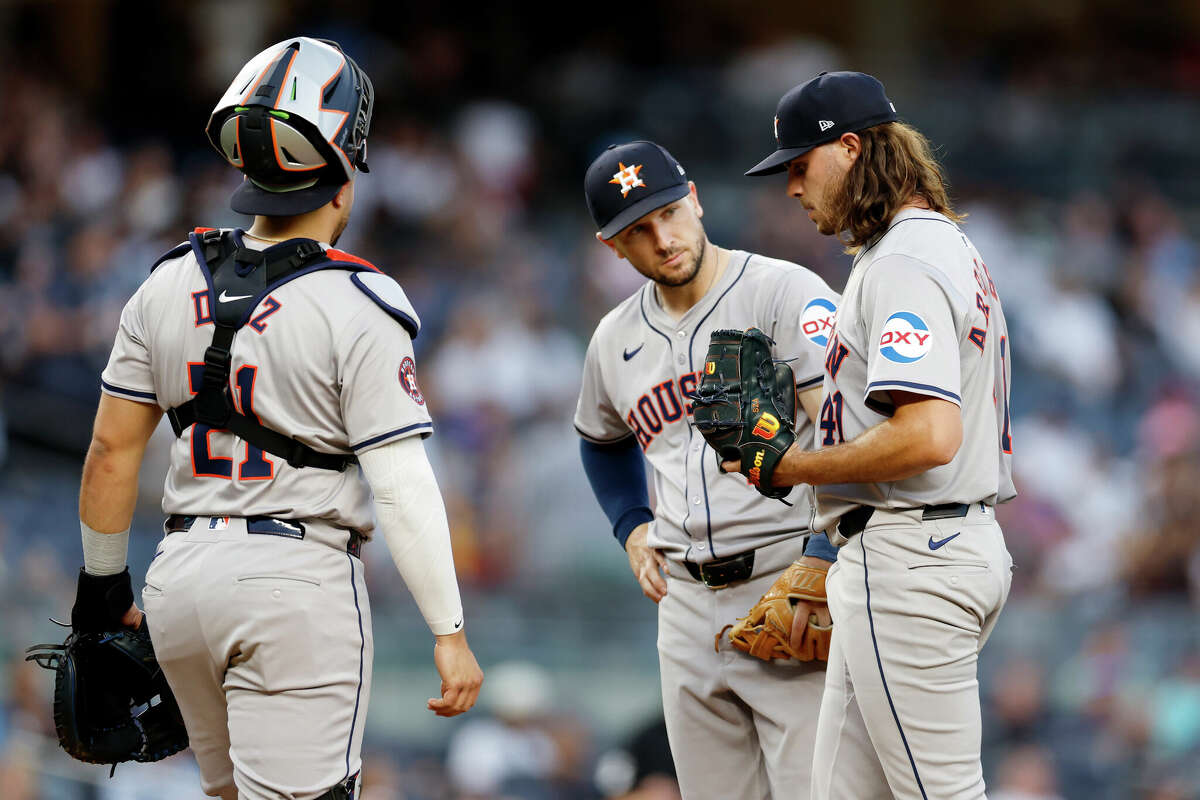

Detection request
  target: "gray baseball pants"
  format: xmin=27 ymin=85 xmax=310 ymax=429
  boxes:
xmin=142 ymin=516 xmax=371 ymax=800
xmin=811 ymin=505 xmax=1012 ymax=800
xmin=659 ymin=536 xmax=826 ymax=800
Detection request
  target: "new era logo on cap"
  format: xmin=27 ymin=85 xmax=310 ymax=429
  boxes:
xmin=818 ymin=120 xmax=835 ymax=131
xmin=585 ymin=141 xmax=691 ymax=240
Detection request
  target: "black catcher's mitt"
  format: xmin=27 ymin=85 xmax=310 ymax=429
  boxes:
xmin=26 ymin=621 xmax=188 ymax=770
xmin=692 ymin=328 xmax=797 ymax=500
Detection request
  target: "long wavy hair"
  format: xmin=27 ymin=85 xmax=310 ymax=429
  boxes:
xmin=826 ymin=121 xmax=964 ymax=253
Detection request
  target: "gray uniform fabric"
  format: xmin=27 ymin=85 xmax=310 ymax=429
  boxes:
xmin=809 ymin=209 xmax=1016 ymax=800
xmin=575 ymin=251 xmax=839 ymax=800
xmin=100 ymin=236 xmax=429 ymax=798
xmin=575 ymin=250 xmax=838 ymax=562
xmin=101 ymin=241 xmax=431 ymax=534
xmin=813 ymin=208 xmax=1015 ymax=541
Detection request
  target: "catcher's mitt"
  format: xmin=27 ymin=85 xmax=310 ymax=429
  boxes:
xmin=26 ymin=622 xmax=189 ymax=771
xmin=716 ymin=560 xmax=833 ymax=662
xmin=691 ymin=328 xmax=796 ymax=500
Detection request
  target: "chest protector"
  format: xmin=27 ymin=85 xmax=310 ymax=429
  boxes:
xmin=162 ymin=228 xmax=382 ymax=471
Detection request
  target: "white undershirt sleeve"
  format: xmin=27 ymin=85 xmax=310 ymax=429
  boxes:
xmin=357 ymin=435 xmax=465 ymax=636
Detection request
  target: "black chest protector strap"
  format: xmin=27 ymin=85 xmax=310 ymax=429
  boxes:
xmin=165 ymin=230 xmax=356 ymax=472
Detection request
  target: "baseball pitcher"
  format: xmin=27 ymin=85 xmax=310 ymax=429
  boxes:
xmin=734 ymin=71 xmax=1016 ymax=800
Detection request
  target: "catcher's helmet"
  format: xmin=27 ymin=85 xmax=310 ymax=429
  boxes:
xmin=206 ymin=37 xmax=374 ymax=216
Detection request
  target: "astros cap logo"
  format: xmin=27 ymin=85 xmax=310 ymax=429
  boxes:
xmin=609 ymin=162 xmax=646 ymax=197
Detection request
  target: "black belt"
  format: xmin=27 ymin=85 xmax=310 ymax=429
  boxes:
xmin=684 ymin=549 xmax=755 ymax=589
xmin=838 ymin=502 xmax=974 ymax=539
xmin=163 ymin=514 xmax=364 ymax=558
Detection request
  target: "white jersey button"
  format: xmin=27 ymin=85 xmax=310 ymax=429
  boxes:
xmin=696 ymin=542 xmax=706 ymax=551
xmin=677 ymin=330 xmax=686 ymax=338
xmin=692 ymin=496 xmax=701 ymax=504
xmin=677 ymin=355 xmax=685 ymax=365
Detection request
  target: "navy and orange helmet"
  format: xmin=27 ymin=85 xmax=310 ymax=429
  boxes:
xmin=206 ymin=37 xmax=374 ymax=216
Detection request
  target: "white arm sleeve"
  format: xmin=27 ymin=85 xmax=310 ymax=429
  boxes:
xmin=357 ymin=435 xmax=465 ymax=636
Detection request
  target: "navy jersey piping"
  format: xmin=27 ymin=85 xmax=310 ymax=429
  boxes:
xmin=100 ymin=379 xmax=157 ymax=401
xmin=687 ymin=252 xmax=750 ymax=558
xmin=638 ymin=285 xmax=691 ymax=545
xmin=866 ymin=380 xmax=961 ymax=404
xmin=344 ymin=553 xmax=366 ymax=781
xmin=862 ymin=531 xmax=929 ymax=798
xmin=350 ymin=422 xmax=433 ymax=451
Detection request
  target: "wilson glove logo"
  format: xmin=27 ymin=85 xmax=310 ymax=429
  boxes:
xmin=747 ymin=449 xmax=765 ymax=485
xmin=752 ymin=412 xmax=780 ymax=439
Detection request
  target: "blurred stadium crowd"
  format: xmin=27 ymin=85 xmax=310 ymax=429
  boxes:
xmin=2 ymin=2 xmax=1200 ymax=798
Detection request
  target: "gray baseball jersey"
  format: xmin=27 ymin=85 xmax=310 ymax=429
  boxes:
xmin=574 ymin=250 xmax=839 ymax=562
xmin=811 ymin=207 xmax=1016 ymax=540
xmin=100 ymin=236 xmax=432 ymax=534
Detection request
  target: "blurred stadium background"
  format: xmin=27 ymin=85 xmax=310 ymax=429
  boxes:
xmin=1 ymin=1 xmax=1199 ymax=798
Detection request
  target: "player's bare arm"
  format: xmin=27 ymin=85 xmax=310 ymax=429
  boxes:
xmin=79 ymin=393 xmax=164 ymax=628
xmin=797 ymin=385 xmax=822 ymax=424
xmin=723 ymin=391 xmax=961 ymax=486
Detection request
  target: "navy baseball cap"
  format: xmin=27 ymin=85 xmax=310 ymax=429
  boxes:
xmin=745 ymin=71 xmax=898 ymax=177
xmin=230 ymin=176 xmax=345 ymax=217
xmin=585 ymin=141 xmax=691 ymax=239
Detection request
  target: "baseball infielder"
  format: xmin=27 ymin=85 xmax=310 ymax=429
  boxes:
xmin=575 ymin=140 xmax=841 ymax=799
xmin=737 ymin=71 xmax=1016 ymax=799
xmin=75 ymin=38 xmax=481 ymax=800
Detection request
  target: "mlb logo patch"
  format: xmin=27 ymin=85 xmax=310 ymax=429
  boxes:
xmin=879 ymin=312 xmax=933 ymax=363
xmin=208 ymin=516 xmax=230 ymax=530
xmin=801 ymin=298 xmax=837 ymax=347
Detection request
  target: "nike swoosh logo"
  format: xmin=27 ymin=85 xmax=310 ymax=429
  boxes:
xmin=218 ymin=290 xmax=253 ymax=303
xmin=623 ymin=343 xmax=645 ymax=361
xmin=454 ymin=619 xmax=463 ymax=630
xmin=928 ymin=532 xmax=961 ymax=550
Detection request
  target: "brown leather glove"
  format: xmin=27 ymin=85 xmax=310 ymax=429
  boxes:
xmin=717 ymin=560 xmax=832 ymax=662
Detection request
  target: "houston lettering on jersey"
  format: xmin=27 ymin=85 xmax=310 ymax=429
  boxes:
xmin=626 ymin=370 xmax=702 ymax=450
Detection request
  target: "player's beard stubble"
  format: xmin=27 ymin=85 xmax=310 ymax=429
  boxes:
xmin=649 ymin=233 xmax=707 ymax=288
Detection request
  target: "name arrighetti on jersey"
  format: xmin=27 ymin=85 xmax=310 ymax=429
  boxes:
xmin=575 ymin=251 xmax=840 ymax=563
xmin=100 ymin=237 xmax=431 ymax=536
xmin=812 ymin=209 xmax=1017 ymax=540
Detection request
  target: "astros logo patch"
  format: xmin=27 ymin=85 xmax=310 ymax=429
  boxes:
xmin=801 ymin=297 xmax=837 ymax=347
xmin=399 ymin=357 xmax=425 ymax=405
xmin=609 ymin=162 xmax=646 ymax=197
xmin=879 ymin=311 xmax=933 ymax=363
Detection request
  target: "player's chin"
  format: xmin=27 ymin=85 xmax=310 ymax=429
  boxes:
xmin=655 ymin=260 xmax=701 ymax=287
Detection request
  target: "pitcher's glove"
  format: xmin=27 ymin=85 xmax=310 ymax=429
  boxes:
xmin=691 ymin=328 xmax=796 ymax=500
xmin=716 ymin=560 xmax=833 ymax=662
xmin=26 ymin=569 xmax=188 ymax=771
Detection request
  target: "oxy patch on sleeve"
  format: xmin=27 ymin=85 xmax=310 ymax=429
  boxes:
xmin=350 ymin=272 xmax=421 ymax=338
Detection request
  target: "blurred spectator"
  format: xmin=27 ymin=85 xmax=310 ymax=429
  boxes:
xmin=446 ymin=661 xmax=596 ymax=799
